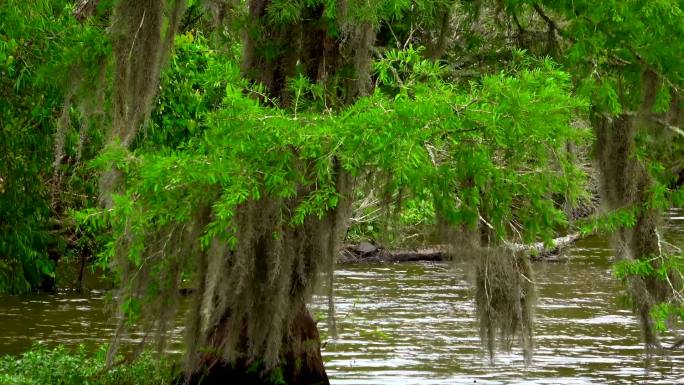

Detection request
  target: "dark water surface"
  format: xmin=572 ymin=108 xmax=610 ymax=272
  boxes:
xmin=1 ymin=210 xmax=684 ymax=384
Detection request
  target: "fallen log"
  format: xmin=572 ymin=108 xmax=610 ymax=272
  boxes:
xmin=506 ymin=233 xmax=581 ymax=262
xmin=338 ymin=247 xmax=447 ymax=263
xmin=339 ymin=233 xmax=582 ymax=264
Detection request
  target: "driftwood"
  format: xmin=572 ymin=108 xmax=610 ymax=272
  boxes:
xmin=339 ymin=246 xmax=447 ymax=263
xmin=507 ymin=232 xmax=581 ymax=262
xmin=339 ymin=233 xmax=582 ymax=264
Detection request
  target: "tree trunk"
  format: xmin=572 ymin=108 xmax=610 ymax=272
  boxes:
xmin=425 ymin=4 xmax=455 ymax=61
xmin=241 ymin=0 xmax=300 ymax=105
xmin=183 ymin=304 xmax=329 ymax=385
xmin=181 ymin=168 xmax=353 ymax=384
xmin=344 ymin=21 xmax=375 ymax=102
xmin=241 ymin=1 xmax=376 ymax=106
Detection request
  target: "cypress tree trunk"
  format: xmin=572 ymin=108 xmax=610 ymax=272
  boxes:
xmin=299 ymin=5 xmax=343 ymax=86
xmin=241 ymin=0 xmax=300 ymax=105
xmin=182 ymin=168 xmax=353 ymax=385
xmin=424 ymin=3 xmax=455 ymax=61
xmin=241 ymin=0 xmax=375 ymax=106
xmin=180 ymin=228 xmax=333 ymax=385
xmin=183 ymin=304 xmax=328 ymax=385
xmin=343 ymin=21 xmax=374 ymax=102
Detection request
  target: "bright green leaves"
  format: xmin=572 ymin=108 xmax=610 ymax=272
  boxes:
xmin=672 ymin=188 xmax=684 ymax=208
xmin=82 ymin=23 xmax=591 ymax=355
xmin=652 ymin=85 xmax=673 ymax=114
xmin=104 ymin=49 xmax=587 ymax=280
xmin=579 ymin=206 xmax=639 ymax=236
xmin=430 ymin=60 xmax=588 ymax=242
xmin=266 ymin=0 xmax=305 ymax=24
xmin=0 ymin=0 xmax=94 ymax=293
xmin=0 ymin=344 xmax=174 ymax=385
xmin=586 ymin=78 xmax=623 ymax=115
xmin=374 ymin=46 xmax=444 ymax=91
xmin=122 ymin=296 xmax=142 ymax=326
xmin=144 ymin=32 xmax=238 ymax=150
xmin=291 ymin=187 xmax=340 ymax=225
xmin=614 ymin=258 xmax=657 ymax=278
xmin=615 ymin=253 xmax=684 ymax=284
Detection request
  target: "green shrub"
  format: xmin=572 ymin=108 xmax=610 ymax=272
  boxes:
xmin=0 ymin=345 xmax=175 ymax=385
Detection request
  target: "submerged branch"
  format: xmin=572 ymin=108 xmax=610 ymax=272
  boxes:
xmin=340 ymin=233 xmax=582 ymax=264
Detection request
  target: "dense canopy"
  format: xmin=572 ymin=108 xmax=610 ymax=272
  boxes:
xmin=1 ymin=0 xmax=683 ymax=384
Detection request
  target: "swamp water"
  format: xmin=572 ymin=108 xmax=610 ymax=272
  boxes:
xmin=2 ymin=209 xmax=684 ymax=384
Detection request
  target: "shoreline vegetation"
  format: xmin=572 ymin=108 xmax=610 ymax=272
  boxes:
xmin=0 ymin=345 xmax=175 ymax=385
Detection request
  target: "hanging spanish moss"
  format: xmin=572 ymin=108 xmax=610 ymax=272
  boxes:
xmin=593 ymin=71 xmax=682 ymax=348
xmin=183 ymin=170 xmax=355 ymax=382
xmin=323 ymin=161 xmax=355 ymax=338
xmin=447 ymin=225 xmax=536 ymax=363
xmin=105 ymin=204 xmax=211 ymax=366
xmin=595 ymin=113 xmax=661 ymax=347
xmin=51 ymin=89 xmax=73 ymax=207
xmin=51 ymin=50 xmax=108 ymax=210
xmin=100 ymin=0 xmax=185 ymax=207
xmin=99 ymin=0 xmax=192 ymax=364
xmin=474 ymin=248 xmax=535 ymax=363
xmin=104 ymin=153 xmax=355 ymax=383
xmin=109 ymin=0 xmax=185 ymax=145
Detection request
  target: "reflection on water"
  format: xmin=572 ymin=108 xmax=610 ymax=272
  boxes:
xmin=1 ymin=210 xmax=683 ymax=384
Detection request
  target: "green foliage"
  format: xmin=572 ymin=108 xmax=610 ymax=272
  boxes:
xmin=84 ymin=47 xmax=589 ymax=367
xmin=0 ymin=0 xmax=79 ymax=292
xmin=7 ymin=0 xmax=684 ymax=369
xmin=615 ymin=253 xmax=684 ymax=284
xmin=650 ymin=303 xmax=684 ymax=333
xmin=505 ymin=0 xmax=684 ymax=335
xmin=578 ymin=206 xmax=639 ymax=236
xmin=374 ymin=45 xmax=444 ymax=91
xmin=0 ymin=344 xmax=174 ymax=385
xmin=140 ymin=32 xmax=238 ymax=150
xmin=614 ymin=254 xmax=684 ymax=332
xmin=98 ymin=51 xmax=587 ymax=270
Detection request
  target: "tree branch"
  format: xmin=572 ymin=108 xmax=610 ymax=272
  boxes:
xmin=73 ymin=0 xmax=101 ymax=21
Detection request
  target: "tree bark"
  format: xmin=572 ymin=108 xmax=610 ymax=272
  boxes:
xmin=183 ymin=304 xmax=329 ymax=385
xmin=425 ymin=4 xmax=455 ymax=61
xmin=241 ymin=0 xmax=376 ymax=106
xmin=241 ymin=0 xmax=300 ymax=105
